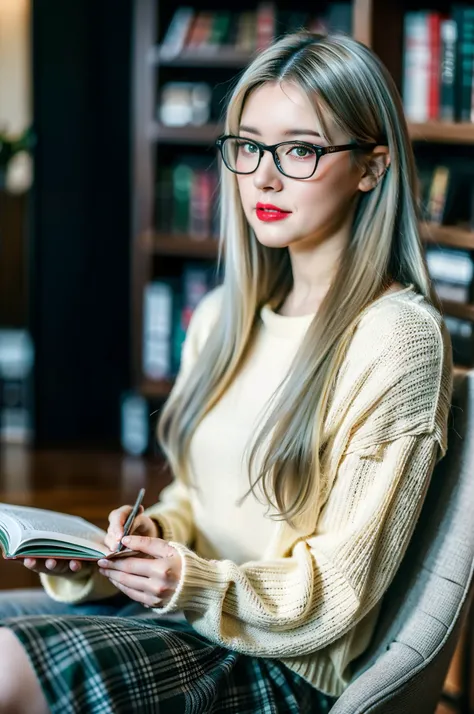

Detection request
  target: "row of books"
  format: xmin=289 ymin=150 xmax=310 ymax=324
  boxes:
xmin=156 ymin=162 xmax=219 ymax=239
xmin=142 ymin=262 xmax=221 ymax=381
xmin=0 ymin=330 xmax=34 ymax=444
xmin=403 ymin=7 xmax=474 ymax=122
xmin=141 ymin=246 xmax=474 ymax=386
xmin=158 ymin=4 xmax=352 ymax=60
xmin=418 ymin=160 xmax=474 ymax=226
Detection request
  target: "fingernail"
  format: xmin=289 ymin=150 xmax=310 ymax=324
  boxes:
xmin=122 ymin=536 xmax=131 ymax=544
xmin=97 ymin=559 xmax=108 ymax=567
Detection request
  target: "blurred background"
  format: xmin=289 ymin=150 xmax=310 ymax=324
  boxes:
xmin=0 ymin=1 xmax=474 ymax=710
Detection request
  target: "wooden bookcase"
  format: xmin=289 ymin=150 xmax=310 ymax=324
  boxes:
xmin=131 ymin=0 xmax=474 ymax=402
xmin=131 ymin=1 xmax=473 ymax=707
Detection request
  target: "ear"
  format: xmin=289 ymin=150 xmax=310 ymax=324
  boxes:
xmin=358 ymin=146 xmax=391 ymax=193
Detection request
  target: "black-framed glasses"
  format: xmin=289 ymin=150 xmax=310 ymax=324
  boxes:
xmin=216 ymin=134 xmax=378 ymax=180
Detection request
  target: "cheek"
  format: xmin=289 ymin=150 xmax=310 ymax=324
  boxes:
xmin=299 ymin=159 xmax=360 ymax=211
xmin=236 ymin=178 xmax=254 ymax=215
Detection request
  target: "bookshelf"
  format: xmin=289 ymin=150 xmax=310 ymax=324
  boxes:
xmin=409 ymin=122 xmax=474 ymax=144
xmin=131 ymin=0 xmax=474 ymax=388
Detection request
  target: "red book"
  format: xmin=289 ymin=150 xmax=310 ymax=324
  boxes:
xmin=428 ymin=12 xmax=442 ymax=120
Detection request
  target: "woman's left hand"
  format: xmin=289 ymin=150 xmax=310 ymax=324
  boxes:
xmin=97 ymin=536 xmax=182 ymax=608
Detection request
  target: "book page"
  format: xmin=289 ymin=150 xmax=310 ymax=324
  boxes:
xmin=0 ymin=504 xmax=107 ymax=556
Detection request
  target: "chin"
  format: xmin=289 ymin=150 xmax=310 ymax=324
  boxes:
xmin=253 ymin=232 xmax=292 ymax=249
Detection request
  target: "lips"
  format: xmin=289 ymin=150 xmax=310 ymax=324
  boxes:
xmin=255 ymin=203 xmax=292 ymax=222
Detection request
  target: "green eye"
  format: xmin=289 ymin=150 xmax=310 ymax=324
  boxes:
xmin=289 ymin=145 xmax=314 ymax=159
xmin=239 ymin=142 xmax=257 ymax=154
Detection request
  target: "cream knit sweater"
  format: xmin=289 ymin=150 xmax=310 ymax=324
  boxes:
xmin=41 ymin=284 xmax=453 ymax=696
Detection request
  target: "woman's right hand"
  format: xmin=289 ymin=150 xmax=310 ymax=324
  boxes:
xmin=104 ymin=504 xmax=159 ymax=553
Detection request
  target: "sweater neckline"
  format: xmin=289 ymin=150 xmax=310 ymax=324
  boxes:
xmin=260 ymin=284 xmax=416 ymax=338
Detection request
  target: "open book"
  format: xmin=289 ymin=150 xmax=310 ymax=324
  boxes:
xmin=0 ymin=503 xmax=135 ymax=561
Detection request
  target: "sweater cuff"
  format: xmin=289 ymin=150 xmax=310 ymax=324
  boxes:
xmin=148 ymin=513 xmax=175 ymax=543
xmin=152 ymin=542 xmax=228 ymax=616
xmin=40 ymin=569 xmax=118 ymax=604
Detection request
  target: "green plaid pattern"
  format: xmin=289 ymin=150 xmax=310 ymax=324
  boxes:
xmin=4 ymin=613 xmax=336 ymax=713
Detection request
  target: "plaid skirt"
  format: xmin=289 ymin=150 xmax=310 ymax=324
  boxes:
xmin=1 ymin=591 xmax=337 ymax=714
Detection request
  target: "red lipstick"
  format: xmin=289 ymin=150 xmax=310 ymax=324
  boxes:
xmin=256 ymin=203 xmax=291 ymax=222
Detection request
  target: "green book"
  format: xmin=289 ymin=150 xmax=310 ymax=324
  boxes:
xmin=0 ymin=503 xmax=135 ymax=561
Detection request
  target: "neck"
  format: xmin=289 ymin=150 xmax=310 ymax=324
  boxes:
xmin=280 ymin=227 xmax=349 ymax=316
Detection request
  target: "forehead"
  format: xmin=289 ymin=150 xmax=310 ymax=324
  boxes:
xmin=240 ymin=81 xmax=329 ymax=135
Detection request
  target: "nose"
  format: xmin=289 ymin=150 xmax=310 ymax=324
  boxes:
xmin=252 ymin=150 xmax=283 ymax=191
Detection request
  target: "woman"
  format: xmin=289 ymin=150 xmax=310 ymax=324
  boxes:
xmin=0 ymin=32 xmax=452 ymax=713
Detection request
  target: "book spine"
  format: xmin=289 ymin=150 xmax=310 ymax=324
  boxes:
xmin=172 ymin=163 xmax=193 ymax=233
xmin=428 ymin=12 xmax=442 ymax=119
xmin=459 ymin=8 xmax=474 ymax=121
xmin=256 ymin=3 xmax=276 ymax=51
xmin=426 ymin=165 xmax=450 ymax=223
xmin=444 ymin=315 xmax=474 ymax=366
xmin=425 ymin=246 xmax=474 ymax=284
xmin=142 ymin=281 xmax=175 ymax=380
xmin=440 ymin=19 xmax=458 ymax=121
xmin=186 ymin=12 xmax=213 ymax=49
xmin=189 ymin=169 xmax=216 ymax=239
xmin=159 ymin=7 xmax=195 ymax=59
xmin=403 ymin=12 xmax=430 ymax=122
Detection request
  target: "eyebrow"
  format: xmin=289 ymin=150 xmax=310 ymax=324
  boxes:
xmin=239 ymin=124 xmax=322 ymax=139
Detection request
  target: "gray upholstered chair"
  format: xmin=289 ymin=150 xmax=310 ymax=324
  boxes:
xmin=331 ymin=369 xmax=474 ymax=714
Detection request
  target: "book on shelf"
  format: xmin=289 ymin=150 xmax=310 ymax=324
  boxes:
xmin=440 ymin=18 xmax=457 ymax=122
xmin=142 ymin=264 xmax=221 ymax=383
xmin=426 ymin=245 xmax=474 ymax=303
xmin=426 ymin=165 xmax=451 ymax=224
xmin=120 ymin=391 xmax=150 ymax=456
xmin=0 ymin=329 xmax=34 ymax=445
xmin=156 ymin=160 xmax=218 ymax=239
xmin=444 ymin=315 xmax=474 ymax=366
xmin=157 ymin=4 xmax=352 ymax=59
xmin=403 ymin=6 xmax=474 ymax=123
xmin=0 ymin=504 xmax=138 ymax=561
xmin=143 ymin=279 xmax=182 ymax=381
xmin=418 ymin=158 xmax=474 ymax=227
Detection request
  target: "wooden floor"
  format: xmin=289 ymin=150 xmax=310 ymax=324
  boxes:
xmin=0 ymin=444 xmax=468 ymax=713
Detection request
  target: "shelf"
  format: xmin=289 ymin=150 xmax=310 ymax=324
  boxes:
xmin=442 ymin=300 xmax=474 ymax=322
xmin=141 ymin=366 xmax=471 ymax=400
xmin=454 ymin=365 xmax=472 ymax=376
xmin=421 ymin=223 xmax=474 ymax=250
xmin=141 ymin=232 xmax=220 ymax=259
xmin=151 ymin=122 xmax=223 ymax=145
xmin=151 ymin=46 xmax=254 ymax=68
xmin=141 ymin=379 xmax=174 ymax=399
xmin=408 ymin=122 xmax=474 ymax=144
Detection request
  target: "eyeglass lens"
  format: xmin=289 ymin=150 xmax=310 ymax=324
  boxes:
xmin=222 ymin=138 xmax=318 ymax=179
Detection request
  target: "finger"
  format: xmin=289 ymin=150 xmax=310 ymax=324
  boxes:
xmin=99 ymin=568 xmax=156 ymax=595
xmin=69 ymin=560 xmax=82 ymax=572
xmin=101 ymin=577 xmax=164 ymax=608
xmin=45 ymin=559 xmax=69 ymax=573
xmin=121 ymin=535 xmax=175 ymax=558
xmin=104 ymin=532 xmax=120 ymax=552
xmin=130 ymin=514 xmax=154 ymax=536
xmin=98 ymin=557 xmax=172 ymax=580
xmin=108 ymin=505 xmax=145 ymax=539
xmin=24 ymin=558 xmax=36 ymax=569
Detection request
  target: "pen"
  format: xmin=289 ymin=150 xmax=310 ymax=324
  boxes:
xmin=115 ymin=487 xmax=146 ymax=553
